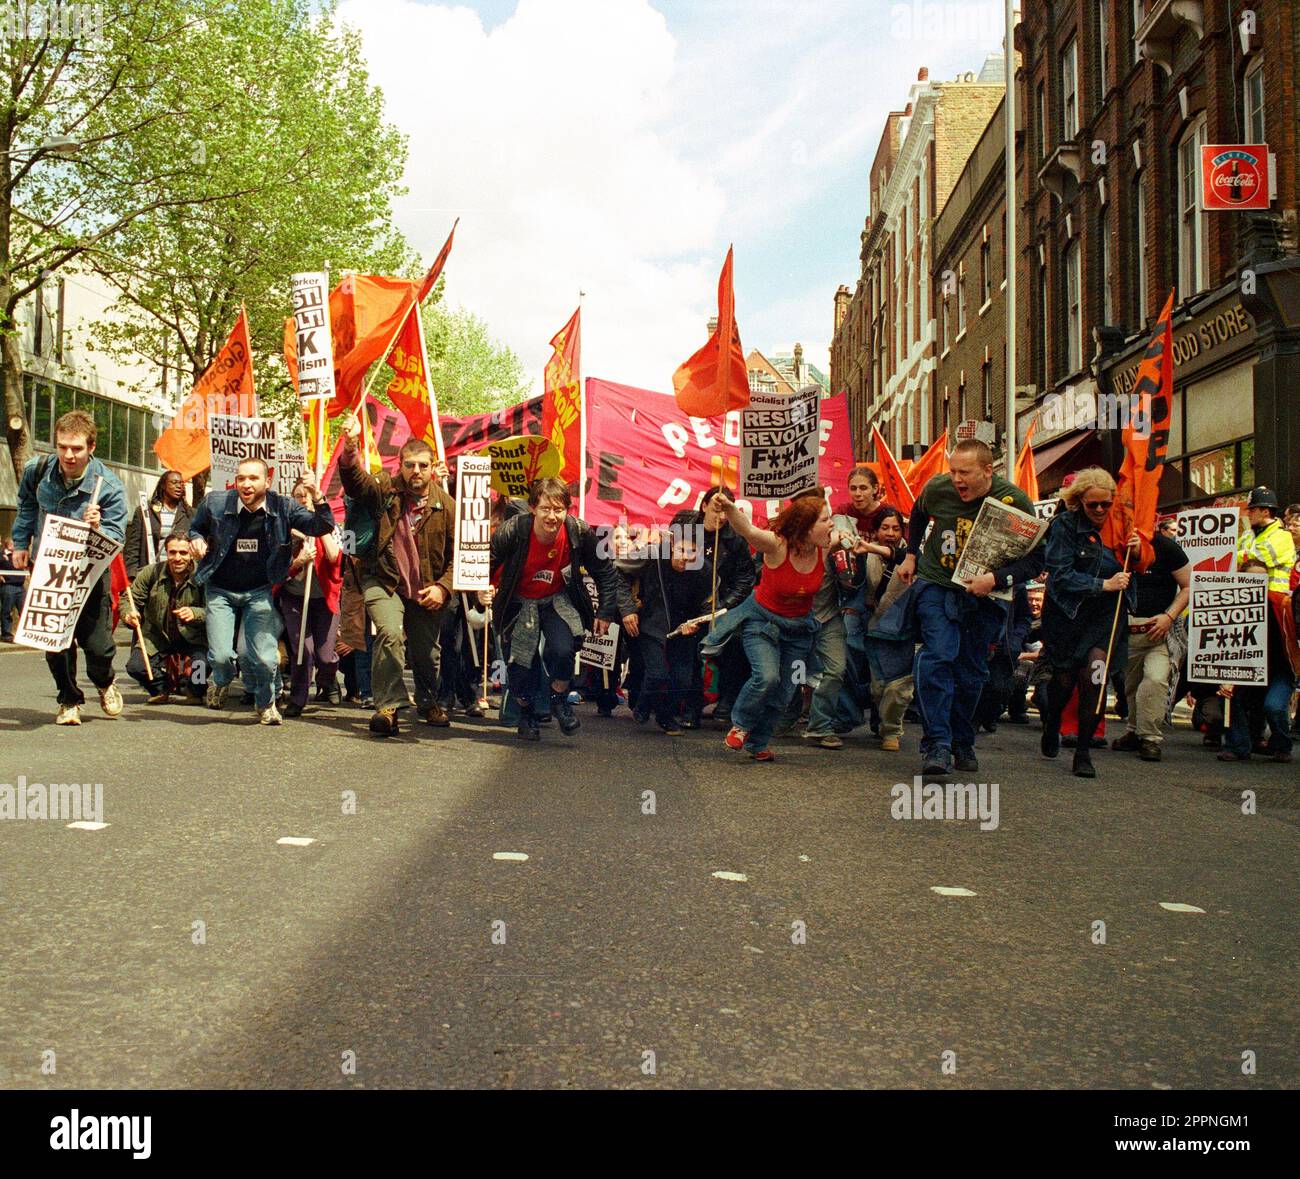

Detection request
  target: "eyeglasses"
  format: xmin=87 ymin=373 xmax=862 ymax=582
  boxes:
xmin=1083 ymin=500 xmax=1113 ymax=510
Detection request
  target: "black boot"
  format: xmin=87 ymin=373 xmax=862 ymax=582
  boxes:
xmin=1072 ymin=749 xmax=1096 ymax=778
xmin=550 ymin=691 xmax=580 ymax=735
xmin=515 ymin=698 xmax=539 ymax=741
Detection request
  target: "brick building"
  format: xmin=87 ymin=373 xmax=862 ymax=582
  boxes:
xmin=831 ymin=61 xmax=1006 ymax=460
xmin=1015 ymin=0 xmax=1299 ymax=501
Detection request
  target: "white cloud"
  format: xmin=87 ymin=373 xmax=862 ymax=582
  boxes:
xmin=335 ymin=0 xmax=725 ymax=395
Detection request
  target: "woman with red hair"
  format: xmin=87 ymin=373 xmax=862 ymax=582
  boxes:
xmin=702 ymin=489 xmax=835 ymax=761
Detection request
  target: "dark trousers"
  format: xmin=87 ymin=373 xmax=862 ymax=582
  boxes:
xmin=126 ymin=641 xmax=206 ymax=696
xmin=1 ymin=581 xmax=22 ymax=636
xmin=341 ymin=628 xmax=374 ymax=700
xmin=637 ymin=633 xmax=700 ymax=724
xmin=507 ymin=601 xmax=578 ymax=709
xmin=46 ymin=575 xmax=116 ymax=706
xmin=439 ymin=603 xmax=479 ymax=709
xmin=278 ymin=593 xmax=339 ymax=708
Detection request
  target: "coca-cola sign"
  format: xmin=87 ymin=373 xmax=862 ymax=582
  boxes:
xmin=1200 ymin=144 xmax=1271 ymax=211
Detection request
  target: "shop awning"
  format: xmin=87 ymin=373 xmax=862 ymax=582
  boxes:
xmin=1032 ymin=429 xmax=1093 ymax=473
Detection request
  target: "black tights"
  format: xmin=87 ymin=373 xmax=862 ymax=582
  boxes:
xmin=1042 ymin=646 xmax=1108 ymax=752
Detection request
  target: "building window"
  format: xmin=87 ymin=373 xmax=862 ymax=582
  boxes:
xmin=957 ymin=264 xmax=967 ymax=335
xmin=941 ymin=294 xmax=950 ymax=352
xmin=54 ymin=279 xmax=65 ymax=365
xmin=1244 ymin=60 xmax=1265 ymax=143
xmin=1132 ymin=2 xmax=1146 ymax=64
xmin=1037 ymin=263 xmax=1049 ymax=386
xmin=980 ymin=231 xmax=991 ymax=306
xmin=1098 ymin=1 xmax=1109 ymax=98
xmin=980 ymin=360 xmax=991 ymax=419
xmin=1101 ymin=212 xmax=1114 ymax=325
xmin=1061 ymin=37 xmax=1079 ymax=140
xmin=1134 ymin=170 xmax=1149 ymax=324
xmin=1000 ymin=211 xmax=1008 ymax=282
xmin=1037 ymin=80 xmax=1048 ymax=161
xmin=958 ymin=380 xmax=967 ymax=422
xmin=1065 ymin=240 xmax=1082 ymax=374
xmin=1177 ymin=117 xmax=1208 ymax=298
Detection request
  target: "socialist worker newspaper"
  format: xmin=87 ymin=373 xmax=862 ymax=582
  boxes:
xmin=951 ymin=498 xmax=1047 ymax=601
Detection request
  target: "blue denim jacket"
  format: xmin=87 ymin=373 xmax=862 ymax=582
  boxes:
xmin=13 ymin=454 xmax=128 ymax=553
xmin=1044 ymin=507 xmax=1135 ymax=620
xmin=189 ymin=488 xmax=335 ymax=589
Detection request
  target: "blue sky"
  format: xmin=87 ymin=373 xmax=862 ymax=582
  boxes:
xmin=337 ymin=0 xmax=1009 ymax=393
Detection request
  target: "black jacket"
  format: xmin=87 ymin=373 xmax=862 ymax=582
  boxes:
xmin=491 ymin=514 xmax=621 ymax=632
xmin=124 ymin=498 xmax=196 ymax=579
xmin=623 ymin=555 xmax=711 ymax=644
xmin=670 ymin=510 xmax=755 ymax=611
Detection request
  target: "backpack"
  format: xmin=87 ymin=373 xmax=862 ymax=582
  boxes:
xmin=343 ymin=493 xmax=379 ymax=560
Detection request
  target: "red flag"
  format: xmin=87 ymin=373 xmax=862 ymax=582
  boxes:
xmin=542 ymin=306 xmax=582 ymax=484
xmin=1014 ymin=419 xmax=1039 ymax=500
xmin=154 ymin=306 xmax=257 ymax=479
xmin=1102 ymin=290 xmax=1175 ymax=569
xmin=905 ymin=430 xmax=949 ymax=496
xmin=384 ymin=304 xmax=440 ymax=452
xmin=417 ymin=219 xmax=457 ymax=303
xmin=672 ymin=246 xmax=749 ymax=418
xmin=870 ymin=424 xmax=916 ymax=515
xmin=109 ymin=553 xmax=130 ymax=628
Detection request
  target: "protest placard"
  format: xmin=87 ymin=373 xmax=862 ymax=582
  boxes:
xmin=739 ymin=386 xmax=820 ymax=500
xmin=483 ymin=435 xmax=559 ymax=498
xmin=291 ymin=272 xmax=335 ymax=402
xmin=274 ymin=440 xmax=307 ymax=497
xmin=1033 ymin=498 xmax=1060 ymax=521
xmin=951 ymin=497 xmax=1047 ymax=601
xmin=1175 ymin=505 xmax=1240 ymax=572
xmin=1186 ymin=571 xmax=1268 ymax=685
xmin=453 ymin=454 xmax=492 ymax=591
xmin=14 ymin=516 xmax=122 ymax=652
xmin=209 ymin=415 xmax=279 ymax=492
xmin=578 ymin=622 xmax=620 ymax=672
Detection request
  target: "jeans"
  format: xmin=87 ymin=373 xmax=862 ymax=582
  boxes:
xmin=731 ymin=602 xmax=818 ymax=754
xmin=205 ymin=585 xmax=283 ymax=709
xmin=1225 ymin=673 xmax=1295 ymax=756
xmin=911 ymin=580 xmax=1005 ymax=758
xmin=278 ymin=593 xmax=340 ymax=708
xmin=804 ymin=613 xmax=848 ymax=736
xmin=363 ymin=579 xmax=444 ymax=712
xmin=506 ymin=598 xmax=578 ymax=708
xmin=637 ymin=633 xmax=699 ymax=725
xmin=1 ymin=581 xmax=22 ymax=636
xmin=46 ymin=573 xmax=117 ymax=706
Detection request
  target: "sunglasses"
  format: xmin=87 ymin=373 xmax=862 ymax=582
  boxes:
xmin=1083 ymin=500 xmax=1113 ymax=510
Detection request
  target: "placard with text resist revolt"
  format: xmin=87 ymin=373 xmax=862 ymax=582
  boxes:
xmin=14 ymin=516 xmax=121 ymax=652
xmin=1187 ymin=571 xmax=1268 ymax=686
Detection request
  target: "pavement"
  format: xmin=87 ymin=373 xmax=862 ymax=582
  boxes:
xmin=0 ymin=641 xmax=1297 ymax=1089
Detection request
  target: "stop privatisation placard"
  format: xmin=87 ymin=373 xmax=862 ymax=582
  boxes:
xmin=1175 ymin=505 xmax=1240 ymax=573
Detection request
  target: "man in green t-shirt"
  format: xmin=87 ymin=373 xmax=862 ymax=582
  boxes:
xmin=897 ymin=439 xmax=1044 ymax=777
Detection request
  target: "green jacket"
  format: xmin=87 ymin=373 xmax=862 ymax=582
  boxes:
xmin=126 ymin=561 xmax=206 ymax=655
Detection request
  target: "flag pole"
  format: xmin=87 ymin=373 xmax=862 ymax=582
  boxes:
xmin=123 ymin=585 xmax=153 ymax=686
xmin=412 ymin=300 xmax=447 ymax=473
xmin=482 ymin=606 xmax=492 ymax=704
xmin=577 ymin=291 xmax=587 ymax=520
xmin=1098 ymin=543 xmax=1134 ymax=698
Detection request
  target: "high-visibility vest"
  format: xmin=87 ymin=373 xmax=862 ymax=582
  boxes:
xmin=1237 ymin=518 xmax=1298 ymax=594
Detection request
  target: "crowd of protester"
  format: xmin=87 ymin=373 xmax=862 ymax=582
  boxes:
xmin=5 ymin=410 xmax=1298 ymax=778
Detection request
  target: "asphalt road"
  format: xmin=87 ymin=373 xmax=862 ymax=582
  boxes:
xmin=1 ymin=642 xmax=1297 ymax=1089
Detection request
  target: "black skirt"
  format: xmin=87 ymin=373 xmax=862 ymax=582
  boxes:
xmin=1040 ymin=592 xmax=1128 ymax=674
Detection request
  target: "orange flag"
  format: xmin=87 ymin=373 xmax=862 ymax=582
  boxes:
xmin=905 ymin=430 xmax=949 ymax=496
xmin=154 ymin=306 xmax=257 ymax=479
xmin=1101 ymin=290 xmax=1175 ymax=570
xmin=384 ymin=303 xmax=440 ymax=453
xmin=542 ymin=307 xmax=582 ymax=485
xmin=870 ymin=424 xmax=916 ymax=515
xmin=672 ymin=246 xmax=749 ymax=418
xmin=1014 ymin=419 xmax=1039 ymax=500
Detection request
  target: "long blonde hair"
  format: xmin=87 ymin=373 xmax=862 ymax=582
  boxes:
xmin=1061 ymin=467 xmax=1117 ymax=511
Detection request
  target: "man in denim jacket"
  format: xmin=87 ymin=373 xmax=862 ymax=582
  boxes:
xmin=12 ymin=410 xmax=128 ymax=725
xmin=188 ymin=458 xmax=335 ymax=726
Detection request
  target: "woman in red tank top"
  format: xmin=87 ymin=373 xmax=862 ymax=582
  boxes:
xmin=709 ymin=488 xmax=835 ymax=761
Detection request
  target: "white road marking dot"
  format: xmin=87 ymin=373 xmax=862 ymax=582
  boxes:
xmin=743 ymin=945 xmax=764 ymax=954
xmin=712 ymin=871 xmax=748 ymax=882
xmin=1158 ymin=902 xmax=1205 ymax=913
xmin=931 ymin=886 xmax=977 ymax=897
xmin=798 ymin=855 xmax=811 ymax=862
xmin=493 ymin=852 xmax=529 ymax=862
xmin=719 ymin=1008 xmax=740 ymax=1015
xmin=276 ymin=836 xmax=316 ymax=847
xmin=66 ymin=821 xmax=108 ymax=831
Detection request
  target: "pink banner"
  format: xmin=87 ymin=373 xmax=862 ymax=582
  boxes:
xmin=583 ymin=377 xmax=854 ymax=527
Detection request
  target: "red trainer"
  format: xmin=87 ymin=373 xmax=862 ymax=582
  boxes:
xmin=724 ymin=726 xmax=747 ymax=751
xmin=749 ymin=748 xmax=776 ymax=763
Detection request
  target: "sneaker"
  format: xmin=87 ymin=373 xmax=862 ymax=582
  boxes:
xmin=1072 ymin=750 xmax=1096 ymax=778
xmin=921 ymin=748 xmax=952 ymax=778
xmin=422 ymin=703 xmax=451 ymax=728
xmin=633 ymin=705 xmax=651 ymax=725
xmin=55 ymin=704 xmax=81 ymax=726
xmin=259 ymin=704 xmax=282 ymax=726
xmin=659 ymin=720 xmax=683 ymax=736
xmin=818 ymin=733 xmax=844 ymax=749
xmin=724 ymin=726 xmax=747 ymax=751
xmin=146 ymin=692 xmax=170 ymax=705
xmin=681 ymin=715 xmax=700 ymax=730
xmin=953 ymin=748 xmax=978 ymax=773
xmin=98 ymin=683 xmax=123 ymax=718
xmin=1003 ymin=713 xmax=1030 ymax=725
xmin=368 ymin=708 xmax=398 ymax=737
xmin=516 ymin=715 xmax=540 ymax=741
xmin=1111 ymin=731 xmax=1141 ymax=752
xmin=550 ymin=692 xmax=580 ymax=735
xmin=1216 ymin=750 xmax=1250 ymax=762
xmin=1138 ymin=739 xmax=1162 ymax=762
xmin=749 ymin=748 xmax=776 ymax=763
xmin=465 ymin=699 xmax=486 ymax=718
xmin=880 ymin=735 xmax=900 ymax=753
xmin=359 ymin=695 xmax=375 ymax=709
xmin=282 ymin=702 xmax=304 ymax=718
xmin=206 ymin=682 xmax=228 ymax=710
